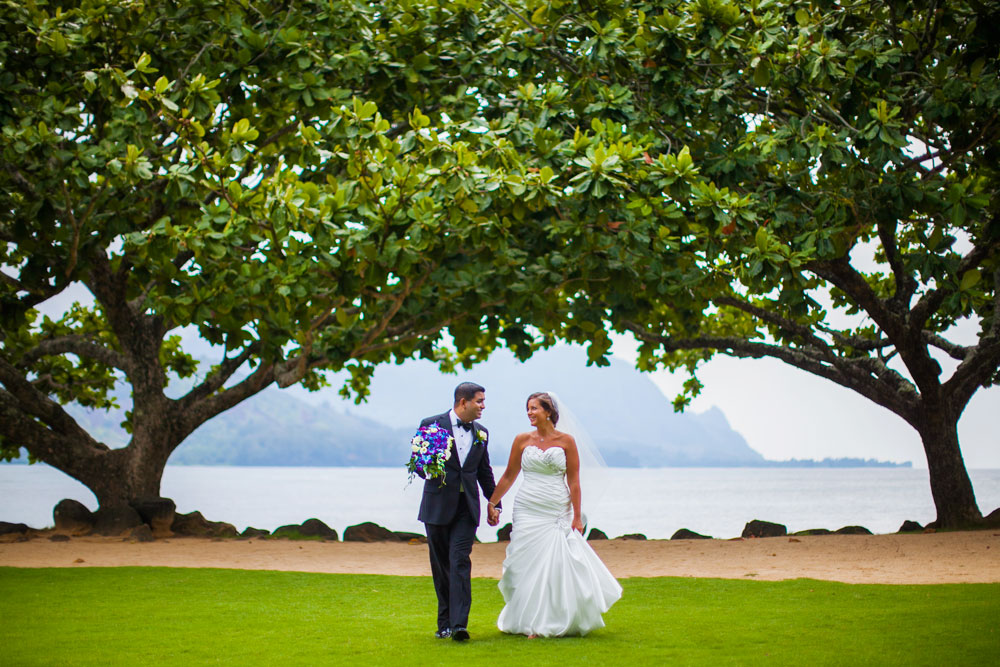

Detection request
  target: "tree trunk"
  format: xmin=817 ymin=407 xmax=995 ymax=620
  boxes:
xmin=59 ymin=445 xmax=167 ymax=509
xmin=52 ymin=398 xmax=180 ymax=510
xmin=916 ymin=403 xmax=983 ymax=529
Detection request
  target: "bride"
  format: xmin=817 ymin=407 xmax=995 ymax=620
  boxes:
xmin=486 ymin=392 xmax=622 ymax=637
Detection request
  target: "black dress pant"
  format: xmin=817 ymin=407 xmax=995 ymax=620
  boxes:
xmin=425 ymin=492 xmax=477 ymax=631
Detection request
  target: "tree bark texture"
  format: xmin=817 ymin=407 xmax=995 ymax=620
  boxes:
xmin=915 ymin=402 xmax=983 ymax=529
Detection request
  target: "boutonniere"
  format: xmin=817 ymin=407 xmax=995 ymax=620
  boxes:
xmin=474 ymin=429 xmax=488 ymax=446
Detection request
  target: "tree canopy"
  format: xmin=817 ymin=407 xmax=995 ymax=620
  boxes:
xmin=468 ymin=0 xmax=998 ymax=526
xmin=1 ymin=0 xmax=997 ymax=529
xmin=0 ymin=0 xmax=565 ymax=509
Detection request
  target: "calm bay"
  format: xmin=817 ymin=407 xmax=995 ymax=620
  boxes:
xmin=2 ymin=465 xmax=999 ymax=541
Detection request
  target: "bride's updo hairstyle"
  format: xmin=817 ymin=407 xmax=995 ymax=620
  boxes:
xmin=527 ymin=392 xmax=559 ymax=426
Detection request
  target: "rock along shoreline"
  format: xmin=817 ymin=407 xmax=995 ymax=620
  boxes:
xmin=5 ymin=495 xmax=996 ymax=545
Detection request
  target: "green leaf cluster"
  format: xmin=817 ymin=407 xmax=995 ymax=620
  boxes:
xmin=460 ymin=0 xmax=1000 ymax=412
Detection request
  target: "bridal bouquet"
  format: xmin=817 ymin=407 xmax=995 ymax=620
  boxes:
xmin=406 ymin=424 xmax=454 ymax=484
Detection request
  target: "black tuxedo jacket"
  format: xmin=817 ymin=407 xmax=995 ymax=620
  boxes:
xmin=416 ymin=412 xmax=498 ymax=526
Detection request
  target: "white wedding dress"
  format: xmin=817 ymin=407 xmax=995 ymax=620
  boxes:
xmin=497 ymin=445 xmax=622 ymax=637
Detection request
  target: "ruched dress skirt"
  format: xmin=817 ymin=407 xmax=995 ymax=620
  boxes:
xmin=497 ymin=446 xmax=622 ymax=637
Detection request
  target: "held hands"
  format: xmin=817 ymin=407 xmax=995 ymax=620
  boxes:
xmin=486 ymin=503 xmax=500 ymax=526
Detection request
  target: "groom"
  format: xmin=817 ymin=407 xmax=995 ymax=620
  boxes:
xmin=417 ymin=382 xmax=500 ymax=642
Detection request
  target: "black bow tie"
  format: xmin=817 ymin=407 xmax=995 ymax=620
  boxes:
xmin=456 ymin=420 xmax=473 ymax=432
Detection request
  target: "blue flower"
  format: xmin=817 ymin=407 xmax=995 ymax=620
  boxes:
xmin=406 ymin=424 xmax=455 ymax=484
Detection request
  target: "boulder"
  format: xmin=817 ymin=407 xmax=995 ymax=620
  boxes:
xmin=898 ymin=520 xmax=923 ymax=533
xmin=240 ymin=527 xmax=271 ymax=539
xmin=93 ymin=505 xmax=143 ymax=536
xmin=343 ymin=521 xmax=397 ymax=542
xmin=171 ymin=510 xmax=213 ymax=536
xmin=983 ymin=508 xmax=1000 ymax=528
xmin=273 ymin=524 xmax=304 ymax=538
xmin=671 ymin=528 xmax=712 ymax=540
xmin=0 ymin=533 xmax=30 ymax=543
xmin=393 ymin=531 xmax=425 ymax=543
xmin=128 ymin=524 xmax=155 ymax=543
xmin=587 ymin=528 xmax=608 ymax=541
xmin=54 ymin=499 xmax=95 ymax=535
xmin=130 ymin=497 xmax=176 ymax=536
xmin=616 ymin=533 xmax=647 ymax=541
xmin=299 ymin=518 xmax=339 ymax=540
xmin=792 ymin=528 xmax=832 ymax=536
xmin=0 ymin=521 xmax=30 ymax=536
xmin=497 ymin=523 xmax=513 ymax=541
xmin=213 ymin=522 xmax=239 ymax=538
xmin=742 ymin=520 xmax=787 ymax=538
xmin=171 ymin=511 xmax=238 ymax=538
xmin=273 ymin=519 xmax=339 ymax=541
xmin=211 ymin=519 xmax=238 ymax=538
xmin=835 ymin=525 xmax=873 ymax=535
xmin=49 ymin=534 xmax=71 ymax=542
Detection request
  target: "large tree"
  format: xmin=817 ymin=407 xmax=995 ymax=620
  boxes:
xmin=473 ymin=0 xmax=998 ymax=527
xmin=4 ymin=0 xmax=997 ymax=532
xmin=0 ymin=0 xmax=551 ymax=513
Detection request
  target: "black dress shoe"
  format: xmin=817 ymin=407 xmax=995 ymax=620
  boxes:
xmin=451 ymin=627 xmax=470 ymax=641
xmin=435 ymin=629 xmax=452 ymax=639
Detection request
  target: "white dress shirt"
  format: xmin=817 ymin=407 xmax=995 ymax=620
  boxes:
xmin=449 ymin=409 xmax=473 ymax=467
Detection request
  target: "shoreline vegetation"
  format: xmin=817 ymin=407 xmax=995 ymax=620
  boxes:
xmin=4 ymin=503 xmax=997 ymax=545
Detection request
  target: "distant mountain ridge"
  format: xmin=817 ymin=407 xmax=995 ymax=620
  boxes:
xmin=316 ymin=347 xmax=908 ymax=468
xmin=319 ymin=346 xmax=770 ymax=467
xmin=7 ymin=345 xmax=910 ymax=468
xmin=49 ymin=386 xmax=410 ymax=467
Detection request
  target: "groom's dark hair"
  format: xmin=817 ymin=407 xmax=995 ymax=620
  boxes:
xmin=454 ymin=382 xmax=485 ymax=405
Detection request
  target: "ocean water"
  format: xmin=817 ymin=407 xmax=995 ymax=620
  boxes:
xmin=2 ymin=465 xmax=999 ymax=541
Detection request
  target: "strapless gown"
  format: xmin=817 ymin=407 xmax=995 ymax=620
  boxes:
xmin=497 ymin=445 xmax=622 ymax=637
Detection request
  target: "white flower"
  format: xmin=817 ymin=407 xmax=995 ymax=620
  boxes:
xmin=411 ymin=445 xmax=420 ymax=452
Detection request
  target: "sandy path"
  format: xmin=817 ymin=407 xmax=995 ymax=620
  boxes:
xmin=2 ymin=530 xmax=998 ymax=584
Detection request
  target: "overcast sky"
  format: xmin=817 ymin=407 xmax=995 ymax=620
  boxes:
xmin=609 ymin=332 xmax=998 ymax=470
xmin=613 ymin=238 xmax=998 ymax=470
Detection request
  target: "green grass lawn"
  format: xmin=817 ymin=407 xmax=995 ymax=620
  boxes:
xmin=2 ymin=567 xmax=996 ymax=665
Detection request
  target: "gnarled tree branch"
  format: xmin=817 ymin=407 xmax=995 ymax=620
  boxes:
xmin=22 ymin=335 xmax=131 ymax=373
xmin=621 ymin=320 xmax=919 ymax=420
xmin=178 ymin=341 xmax=263 ymax=409
xmin=714 ymin=295 xmax=835 ymax=353
xmin=877 ymin=218 xmax=918 ymax=309
xmin=922 ymin=332 xmax=971 ymax=361
xmin=0 ymin=357 xmax=109 ymax=453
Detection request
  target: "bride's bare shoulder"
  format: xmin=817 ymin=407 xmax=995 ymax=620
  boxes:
xmin=511 ymin=432 xmax=534 ymax=449
xmin=555 ymin=431 xmax=577 ymax=447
